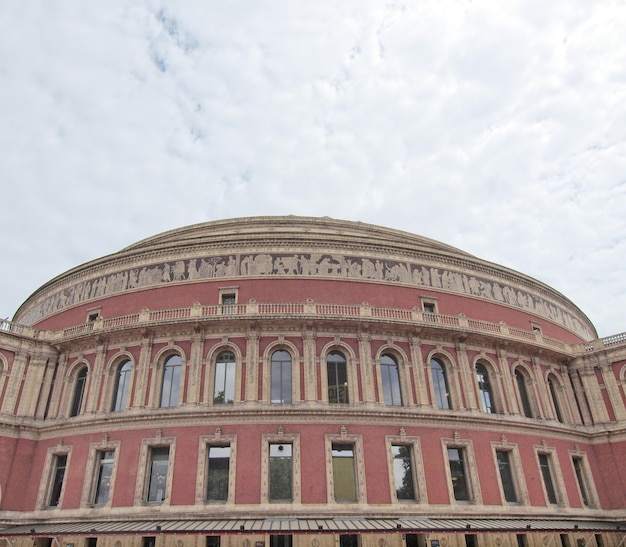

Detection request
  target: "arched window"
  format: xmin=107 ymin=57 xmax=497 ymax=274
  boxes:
xmin=111 ymin=360 xmax=132 ymax=411
xmin=431 ymin=358 xmax=451 ymax=409
xmin=548 ymin=374 xmax=564 ymax=423
xmin=271 ymin=350 xmax=292 ymax=404
xmin=70 ymin=367 xmax=88 ymax=417
xmin=380 ymin=354 xmax=402 ymax=406
xmin=476 ymin=363 xmax=496 ymax=413
xmin=327 ymin=351 xmax=349 ymax=404
xmin=515 ymin=368 xmax=533 ymax=418
xmin=160 ymin=354 xmax=182 ymax=408
xmin=214 ymin=351 xmax=236 ymax=404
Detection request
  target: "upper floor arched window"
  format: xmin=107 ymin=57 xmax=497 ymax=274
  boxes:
xmin=380 ymin=354 xmax=402 ymax=406
xmin=430 ymin=358 xmax=451 ymax=410
xmin=515 ymin=368 xmax=533 ymax=418
xmin=327 ymin=351 xmax=349 ymax=404
xmin=547 ymin=374 xmax=565 ymax=423
xmin=112 ymin=360 xmax=132 ymax=412
xmin=160 ymin=354 xmax=182 ymax=408
xmin=214 ymin=351 xmax=236 ymax=404
xmin=271 ymin=350 xmax=292 ymax=404
xmin=476 ymin=362 xmax=496 ymax=413
xmin=70 ymin=367 xmax=88 ymax=417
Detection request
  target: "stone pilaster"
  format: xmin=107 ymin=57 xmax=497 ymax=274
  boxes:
xmin=245 ymin=329 xmax=260 ymax=402
xmin=132 ymin=333 xmax=153 ymax=409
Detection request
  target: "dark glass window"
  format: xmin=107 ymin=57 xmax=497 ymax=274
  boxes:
xmin=70 ymin=367 xmax=88 ymax=417
xmin=214 ymin=351 xmax=235 ymax=404
xmin=327 ymin=351 xmax=349 ymax=404
xmin=392 ymin=445 xmax=416 ymax=500
xmin=142 ymin=537 xmax=156 ymax=547
xmin=147 ymin=447 xmax=169 ymax=503
xmin=112 ymin=360 xmax=131 ymax=411
xmin=447 ymin=447 xmax=470 ymax=501
xmin=94 ymin=450 xmax=115 ymax=505
xmin=340 ymin=535 xmax=359 ymax=547
xmin=476 ymin=363 xmax=495 ymax=413
xmin=206 ymin=537 xmax=220 ymax=547
xmin=381 ymin=354 xmax=402 ymax=406
xmin=496 ymin=450 xmax=517 ymax=503
xmin=572 ymin=457 xmax=590 ymax=506
xmin=86 ymin=538 xmax=98 ymax=547
xmin=515 ymin=369 xmax=533 ymax=417
xmin=160 ymin=355 xmax=182 ymax=407
xmin=431 ymin=359 xmax=451 ymax=409
xmin=207 ymin=446 xmax=230 ymax=502
xmin=332 ymin=444 xmax=356 ymax=501
xmin=269 ymin=443 xmax=293 ymax=501
xmin=548 ymin=376 xmax=564 ymax=423
xmin=49 ymin=454 xmax=67 ymax=507
xmin=539 ymin=453 xmax=558 ymax=504
xmin=270 ymin=535 xmax=293 ymax=547
xmin=271 ymin=350 xmax=292 ymax=404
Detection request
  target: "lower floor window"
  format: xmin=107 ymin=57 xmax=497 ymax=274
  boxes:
xmin=270 ymin=535 xmax=293 ymax=547
xmin=206 ymin=536 xmax=220 ymax=547
xmin=147 ymin=447 xmax=169 ymax=503
xmin=340 ymin=534 xmax=359 ymax=547
xmin=332 ymin=444 xmax=357 ymax=502
xmin=447 ymin=447 xmax=470 ymax=501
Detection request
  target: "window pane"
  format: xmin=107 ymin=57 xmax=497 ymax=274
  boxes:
xmin=539 ymin=454 xmax=557 ymax=504
xmin=271 ymin=350 xmax=292 ymax=404
xmin=549 ymin=377 xmax=564 ymax=423
xmin=269 ymin=443 xmax=293 ymax=501
xmin=332 ymin=444 xmax=356 ymax=501
xmin=147 ymin=447 xmax=169 ymax=502
xmin=49 ymin=455 xmax=67 ymax=507
xmin=392 ymin=445 xmax=415 ymax=500
xmin=112 ymin=361 xmax=131 ymax=411
xmin=381 ymin=354 xmax=402 ymax=406
xmin=497 ymin=450 xmax=517 ymax=503
xmin=516 ymin=370 xmax=533 ymax=417
xmin=476 ymin=363 xmax=495 ymax=413
xmin=447 ymin=448 xmax=470 ymax=501
xmin=214 ymin=352 xmax=235 ymax=404
xmin=70 ymin=368 xmax=87 ymax=417
xmin=207 ymin=446 xmax=230 ymax=501
xmin=160 ymin=355 xmax=181 ymax=407
xmin=327 ymin=351 xmax=349 ymax=404
xmin=573 ymin=458 xmax=590 ymax=506
xmin=94 ymin=451 xmax=115 ymax=505
xmin=431 ymin=359 xmax=450 ymax=409
xmin=270 ymin=536 xmax=293 ymax=547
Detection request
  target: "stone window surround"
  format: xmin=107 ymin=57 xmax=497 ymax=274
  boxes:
xmin=261 ymin=430 xmax=301 ymax=504
xmin=37 ymin=442 xmax=73 ymax=510
xmin=385 ymin=432 xmax=428 ymax=504
xmin=81 ymin=438 xmax=122 ymax=508
xmin=491 ymin=438 xmax=529 ymax=506
xmin=441 ymin=434 xmax=482 ymax=505
xmin=325 ymin=430 xmax=366 ymax=505
xmin=135 ymin=433 xmax=176 ymax=506
xmin=196 ymin=430 xmax=237 ymax=505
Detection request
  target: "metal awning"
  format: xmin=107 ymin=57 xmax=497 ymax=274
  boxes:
xmin=1 ymin=518 xmax=624 ymax=537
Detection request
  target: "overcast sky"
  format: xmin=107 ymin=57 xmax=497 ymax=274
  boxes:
xmin=1 ymin=1 xmax=625 ymax=337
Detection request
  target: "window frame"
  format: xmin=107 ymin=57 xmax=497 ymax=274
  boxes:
xmin=212 ymin=350 xmax=236 ymax=405
xmin=325 ymin=433 xmax=366 ymax=504
xmin=385 ymin=434 xmax=427 ymax=504
xmin=261 ymin=433 xmax=301 ymax=504
xmin=158 ymin=353 xmax=183 ymax=408
xmin=514 ymin=366 xmax=535 ymax=418
xmin=379 ymin=352 xmax=403 ymax=407
xmin=135 ymin=435 xmax=176 ymax=506
xmin=37 ymin=444 xmax=72 ymax=510
xmin=196 ymin=432 xmax=237 ymax=505
xmin=491 ymin=440 xmax=528 ymax=506
xmin=111 ymin=359 xmax=133 ymax=412
xmin=534 ymin=444 xmax=567 ymax=507
xmin=547 ymin=372 xmax=567 ymax=423
xmin=270 ymin=349 xmax=293 ymax=404
xmin=430 ymin=357 xmax=452 ymax=410
xmin=81 ymin=439 xmax=121 ymax=508
xmin=442 ymin=436 xmax=482 ymax=504
xmin=475 ymin=361 xmax=497 ymax=414
xmin=569 ymin=449 xmax=598 ymax=509
xmin=69 ymin=364 xmax=89 ymax=417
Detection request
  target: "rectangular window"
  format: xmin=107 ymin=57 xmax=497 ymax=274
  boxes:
xmin=269 ymin=443 xmax=293 ymax=501
xmin=207 ymin=446 xmax=230 ymax=502
xmin=406 ymin=535 xmax=427 ymax=547
xmin=86 ymin=538 xmax=98 ymax=547
xmin=220 ymin=293 xmax=236 ymax=313
xmin=147 ymin=447 xmax=169 ymax=503
xmin=340 ymin=535 xmax=359 ymax=547
xmin=497 ymin=450 xmax=518 ymax=503
xmin=332 ymin=444 xmax=357 ymax=502
xmin=572 ymin=457 xmax=590 ymax=506
xmin=447 ymin=448 xmax=470 ymax=501
xmin=327 ymin=360 xmax=349 ymax=404
xmin=206 ymin=537 xmax=220 ymax=547
xmin=142 ymin=537 xmax=156 ymax=547
xmin=539 ymin=453 xmax=558 ymax=504
xmin=49 ymin=454 xmax=67 ymax=507
xmin=270 ymin=536 xmax=293 ymax=547
xmin=392 ymin=445 xmax=416 ymax=501
xmin=93 ymin=450 xmax=115 ymax=505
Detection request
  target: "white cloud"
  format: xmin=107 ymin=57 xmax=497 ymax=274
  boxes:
xmin=1 ymin=0 xmax=626 ymax=336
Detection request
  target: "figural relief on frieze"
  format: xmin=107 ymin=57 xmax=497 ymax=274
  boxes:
xmin=18 ymin=252 xmax=592 ymax=339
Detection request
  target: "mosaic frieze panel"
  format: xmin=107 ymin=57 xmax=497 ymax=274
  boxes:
xmin=18 ymin=253 xmax=592 ymax=339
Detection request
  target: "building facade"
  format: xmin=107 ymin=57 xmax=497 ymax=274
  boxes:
xmin=0 ymin=216 xmax=624 ymax=547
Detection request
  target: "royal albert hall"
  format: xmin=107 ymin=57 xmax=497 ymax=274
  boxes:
xmin=0 ymin=216 xmax=625 ymax=547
